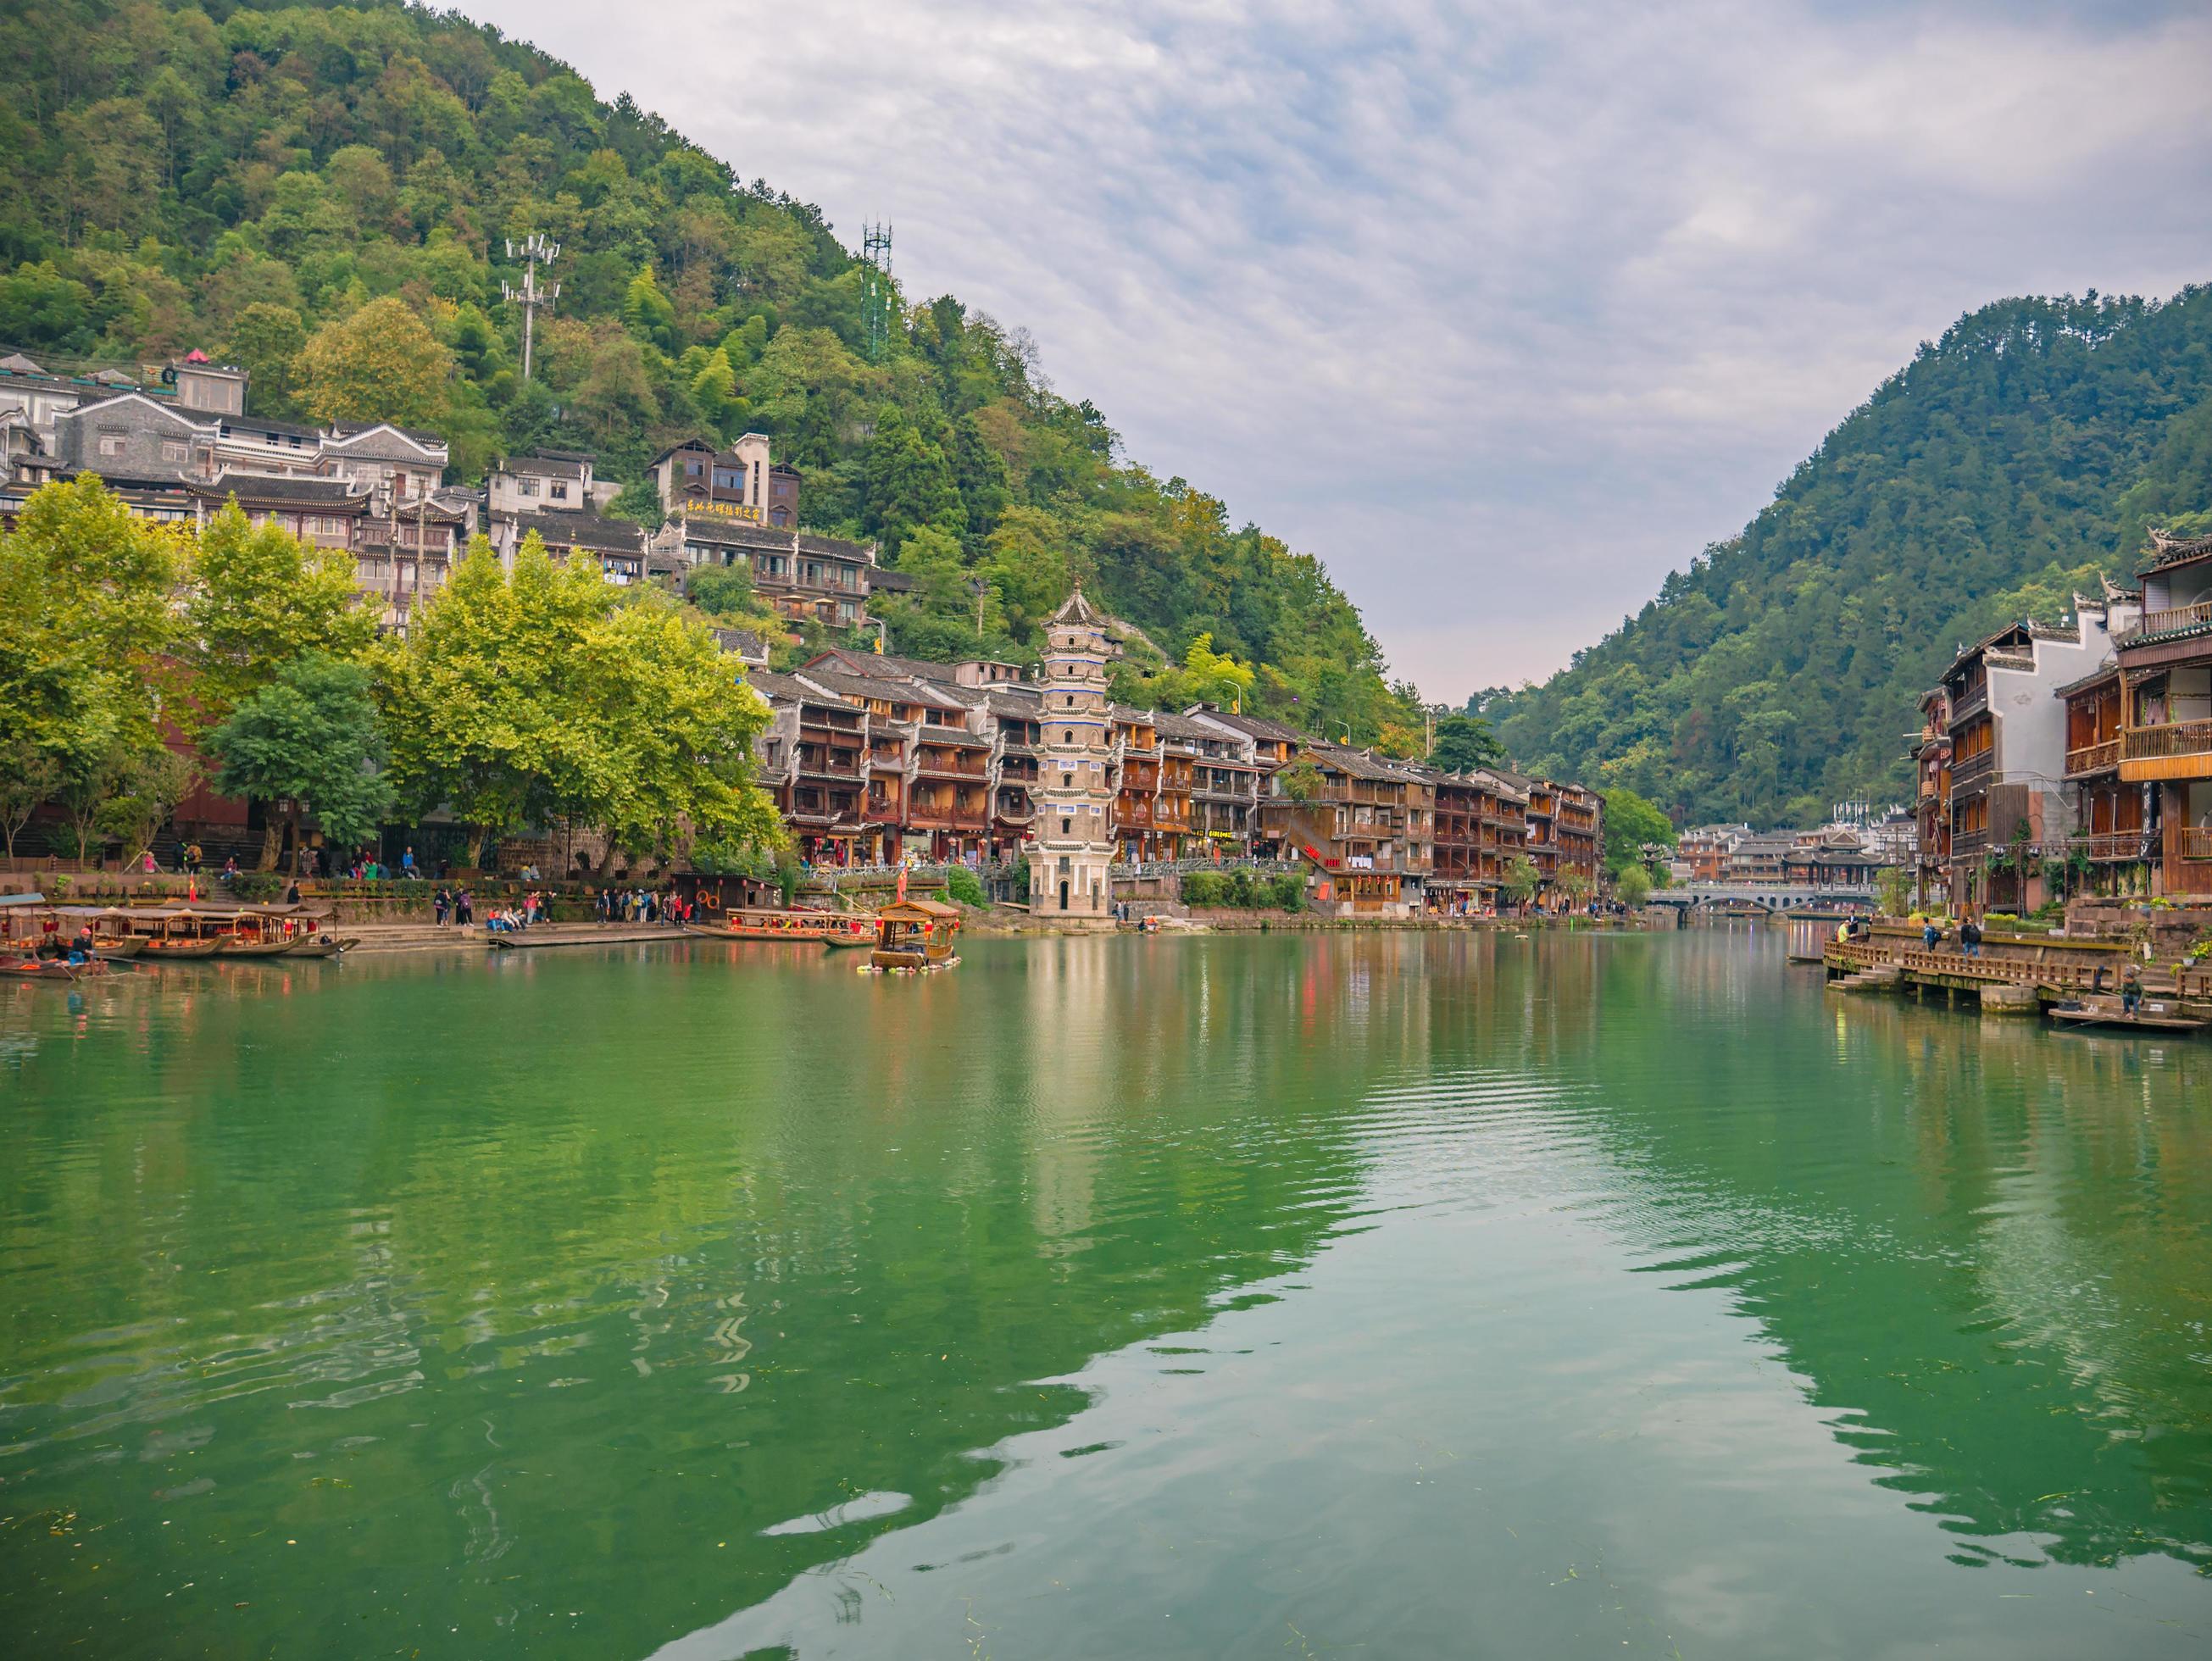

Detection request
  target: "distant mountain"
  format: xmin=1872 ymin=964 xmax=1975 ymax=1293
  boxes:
xmin=0 ymin=0 xmax=1422 ymax=748
xmin=1490 ymin=288 xmax=2212 ymax=826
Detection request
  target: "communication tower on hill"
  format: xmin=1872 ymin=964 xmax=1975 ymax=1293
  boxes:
xmin=861 ymin=223 xmax=893 ymax=362
xmin=502 ymin=233 xmax=562 ymax=382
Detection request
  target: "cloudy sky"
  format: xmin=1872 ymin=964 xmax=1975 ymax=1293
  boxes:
xmin=459 ymin=0 xmax=2212 ymax=700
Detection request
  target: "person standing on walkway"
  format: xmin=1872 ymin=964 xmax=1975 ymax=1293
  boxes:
xmin=2121 ymin=963 xmax=2143 ymax=1017
xmin=1921 ymin=918 xmax=1941 ymax=952
xmin=1959 ymin=915 xmax=1982 ymax=958
xmin=435 ymin=887 xmax=450 ymax=927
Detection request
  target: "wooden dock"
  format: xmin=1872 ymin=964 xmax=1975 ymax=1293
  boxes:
xmin=1820 ymin=937 xmax=2212 ymax=1033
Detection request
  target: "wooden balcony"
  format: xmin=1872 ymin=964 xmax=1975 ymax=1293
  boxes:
xmin=2181 ymin=826 xmax=2212 ymax=862
xmin=914 ymin=755 xmax=989 ymax=780
xmin=1950 ymin=749 xmax=1994 ymax=789
xmin=2070 ymin=830 xmax=2148 ymax=861
xmin=2128 ymin=597 xmax=2212 ymax=640
xmin=2120 ymin=719 xmax=2212 ymax=781
xmin=907 ymin=806 xmax=989 ymax=832
xmin=2065 ymin=738 xmax=2120 ymax=778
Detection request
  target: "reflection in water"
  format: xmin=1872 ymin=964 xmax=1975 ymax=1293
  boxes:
xmin=1 ymin=931 xmax=2208 ymax=1658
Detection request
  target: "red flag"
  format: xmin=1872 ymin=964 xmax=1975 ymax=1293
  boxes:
xmin=897 ymin=865 xmax=908 ymax=902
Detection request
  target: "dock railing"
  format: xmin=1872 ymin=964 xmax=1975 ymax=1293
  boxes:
xmin=1826 ymin=936 xmax=2211 ymax=999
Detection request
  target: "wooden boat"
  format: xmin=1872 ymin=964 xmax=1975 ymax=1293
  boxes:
xmin=867 ymin=898 xmax=963 ymax=972
xmin=282 ymin=933 xmax=358 ymax=958
xmin=0 ymin=956 xmax=87 ymax=981
xmin=2050 ymin=1000 xmax=2208 ymax=1036
xmin=704 ymin=908 xmax=871 ymax=946
xmin=125 ymin=906 xmax=306 ymax=961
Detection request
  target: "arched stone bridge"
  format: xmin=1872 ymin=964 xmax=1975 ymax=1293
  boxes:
xmin=1647 ymin=882 xmax=1874 ymax=911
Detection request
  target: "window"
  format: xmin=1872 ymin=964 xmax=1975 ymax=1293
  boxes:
xmin=551 ymin=481 xmax=569 ymax=502
xmin=1064 ymin=731 xmax=1074 ymax=745
xmin=1062 ymin=818 xmax=1071 ymax=836
xmin=98 ymin=432 xmax=126 ymax=457
xmin=519 ymin=476 xmax=540 ymax=497
xmin=160 ymin=440 xmax=188 ymax=463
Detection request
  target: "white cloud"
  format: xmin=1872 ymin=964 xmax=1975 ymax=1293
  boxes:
xmin=458 ymin=0 xmax=2212 ymax=698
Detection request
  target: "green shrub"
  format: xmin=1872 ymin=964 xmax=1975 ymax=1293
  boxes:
xmin=1181 ymin=869 xmax=1229 ymax=907
xmin=943 ymin=865 xmax=986 ymax=908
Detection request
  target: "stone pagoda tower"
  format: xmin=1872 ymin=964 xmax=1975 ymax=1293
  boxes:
xmin=1030 ymin=587 xmax=1116 ymax=917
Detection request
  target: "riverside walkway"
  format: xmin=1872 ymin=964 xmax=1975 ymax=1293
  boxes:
xmin=1820 ymin=932 xmax=2212 ymax=1027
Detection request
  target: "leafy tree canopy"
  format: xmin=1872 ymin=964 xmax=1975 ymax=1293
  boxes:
xmin=1429 ymin=713 xmax=1503 ymax=774
xmin=208 ymin=651 xmax=393 ymax=854
xmin=1599 ymin=786 xmax=1675 ymax=875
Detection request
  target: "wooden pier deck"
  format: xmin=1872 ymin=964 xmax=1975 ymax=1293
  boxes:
xmin=1820 ymin=938 xmax=2212 ymax=1032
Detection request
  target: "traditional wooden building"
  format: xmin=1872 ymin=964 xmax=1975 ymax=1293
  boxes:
xmin=2057 ymin=658 xmax=2149 ymax=894
xmin=1935 ymin=601 xmax=2124 ymax=911
xmin=747 ymin=671 xmax=865 ymax=862
xmin=1554 ymin=783 xmax=1602 ymax=887
xmin=2112 ymin=528 xmax=2212 ymax=897
xmin=1261 ymin=742 xmax=1429 ymax=917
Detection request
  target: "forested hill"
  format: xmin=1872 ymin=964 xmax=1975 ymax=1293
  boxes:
xmin=0 ymin=0 xmax=1425 ymax=748
xmin=1490 ymin=289 xmax=2212 ymax=827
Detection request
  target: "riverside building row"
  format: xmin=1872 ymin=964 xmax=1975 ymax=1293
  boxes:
xmin=1913 ymin=526 xmax=2212 ymax=912
xmin=0 ymin=348 xmax=1609 ymax=913
xmin=0 ymin=351 xmax=897 ymax=636
xmin=734 ymin=620 xmax=1602 ymax=917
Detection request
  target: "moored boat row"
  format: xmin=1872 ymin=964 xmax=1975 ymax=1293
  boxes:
xmin=0 ymin=894 xmax=359 ymax=977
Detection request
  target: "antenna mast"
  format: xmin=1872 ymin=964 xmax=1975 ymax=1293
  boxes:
xmin=861 ymin=222 xmax=893 ymax=362
xmin=502 ymin=234 xmax=563 ymax=381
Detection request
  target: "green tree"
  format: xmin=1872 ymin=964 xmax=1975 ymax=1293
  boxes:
xmin=1501 ymin=855 xmax=1540 ymax=906
xmin=0 ymin=742 xmax=60 ymax=860
xmin=208 ymin=653 xmax=394 ymax=872
xmin=863 ymin=403 xmax=964 ymax=549
xmin=686 ymin=564 xmax=756 ymax=619
xmin=94 ymin=747 xmax=199 ymax=864
xmin=1429 ymin=713 xmax=1503 ymax=773
xmin=377 ymin=536 xmax=606 ymax=868
xmin=1276 ymin=759 xmax=1326 ymax=803
xmin=295 ymin=296 xmax=454 ymax=428
xmin=566 ymin=596 xmax=779 ymax=871
xmin=0 ymin=478 xmax=181 ymax=800
xmin=1876 ymin=864 xmax=1911 ymax=918
xmin=1598 ymin=786 xmax=1675 ymax=875
xmin=1615 ymin=864 xmax=1653 ymax=907
xmin=185 ymin=502 xmax=378 ymax=731
xmin=225 ymin=302 xmax=308 ymax=416
xmin=1181 ymin=633 xmax=1256 ymax=711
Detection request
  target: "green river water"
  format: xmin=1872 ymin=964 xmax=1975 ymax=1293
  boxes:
xmin=2 ymin=927 xmax=2209 ymax=1658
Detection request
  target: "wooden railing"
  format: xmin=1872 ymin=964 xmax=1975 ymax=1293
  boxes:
xmin=2070 ymin=830 xmax=2148 ymax=861
xmin=1951 ymin=748 xmax=1994 ymax=787
xmin=2133 ymin=598 xmax=2212 ymax=638
xmin=2121 ymin=720 xmax=2212 ymax=762
xmin=1827 ymin=938 xmax=2212 ymax=999
xmin=2181 ymin=826 xmax=2212 ymax=861
xmin=2065 ymin=739 xmax=2120 ymax=777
